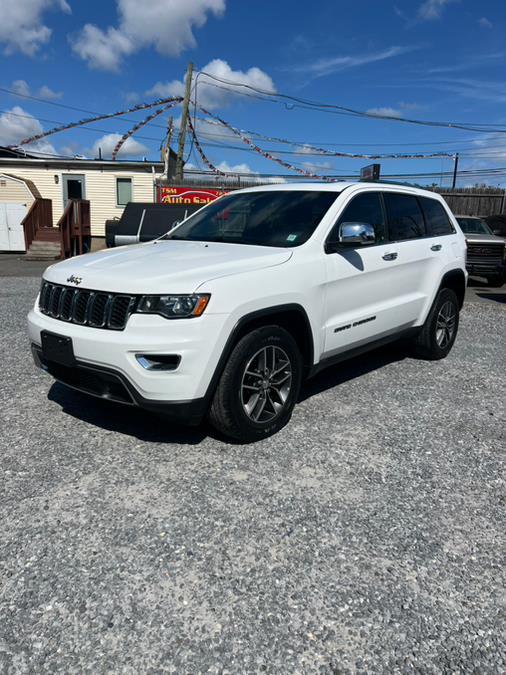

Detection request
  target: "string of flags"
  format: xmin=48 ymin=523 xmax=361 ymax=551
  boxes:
xmin=199 ymin=107 xmax=337 ymax=180
xmin=111 ymin=100 xmax=181 ymax=161
xmin=10 ymin=97 xmax=183 ymax=149
xmin=195 ymin=113 xmax=454 ymax=160
xmin=187 ymin=116 xmax=228 ymax=176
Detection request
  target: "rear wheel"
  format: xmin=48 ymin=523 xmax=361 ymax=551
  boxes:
xmin=412 ymin=288 xmax=460 ymax=360
xmin=209 ymin=326 xmax=302 ymax=442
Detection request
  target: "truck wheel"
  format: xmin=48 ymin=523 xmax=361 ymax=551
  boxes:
xmin=486 ymin=275 xmax=504 ymax=288
xmin=412 ymin=288 xmax=460 ymax=360
xmin=209 ymin=326 xmax=302 ymax=442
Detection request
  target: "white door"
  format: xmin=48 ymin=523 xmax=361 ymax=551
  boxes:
xmin=5 ymin=203 xmax=28 ymax=250
xmin=322 ymin=190 xmax=431 ymax=358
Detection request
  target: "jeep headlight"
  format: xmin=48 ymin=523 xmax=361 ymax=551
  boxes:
xmin=136 ymin=294 xmax=210 ymax=319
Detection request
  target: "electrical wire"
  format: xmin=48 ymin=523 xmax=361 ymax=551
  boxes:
xmin=196 ymin=71 xmax=506 ymax=133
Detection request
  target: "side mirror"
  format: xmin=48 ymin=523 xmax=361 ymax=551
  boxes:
xmin=339 ymin=222 xmax=376 ymax=246
xmin=325 ymin=222 xmax=376 ymax=252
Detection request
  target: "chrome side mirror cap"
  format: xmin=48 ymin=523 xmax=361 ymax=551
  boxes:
xmin=339 ymin=222 xmax=376 ymax=246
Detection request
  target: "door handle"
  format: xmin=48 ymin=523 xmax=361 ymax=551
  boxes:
xmin=382 ymin=251 xmax=398 ymax=261
xmin=431 ymin=244 xmax=442 ymax=251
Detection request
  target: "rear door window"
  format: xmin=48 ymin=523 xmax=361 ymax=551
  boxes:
xmin=383 ymin=193 xmax=426 ymax=241
xmin=419 ymin=197 xmax=455 ymax=236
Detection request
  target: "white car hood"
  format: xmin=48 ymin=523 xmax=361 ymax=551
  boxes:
xmin=43 ymin=240 xmax=293 ymax=294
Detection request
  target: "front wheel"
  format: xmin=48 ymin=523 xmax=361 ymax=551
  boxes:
xmin=411 ymin=288 xmax=460 ymax=360
xmin=209 ymin=326 xmax=302 ymax=442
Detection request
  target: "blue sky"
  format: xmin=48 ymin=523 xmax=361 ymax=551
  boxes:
xmin=1 ymin=0 xmax=506 ymax=186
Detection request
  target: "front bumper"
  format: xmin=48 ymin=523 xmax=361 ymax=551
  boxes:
xmin=31 ymin=346 xmax=208 ymax=424
xmin=28 ymin=304 xmax=230 ymax=405
xmin=466 ymin=261 xmax=506 ymax=277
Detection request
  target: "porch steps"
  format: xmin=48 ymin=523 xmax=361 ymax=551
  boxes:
xmin=24 ymin=240 xmax=61 ymax=261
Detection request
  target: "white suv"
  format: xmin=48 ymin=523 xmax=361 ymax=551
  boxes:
xmin=28 ymin=182 xmax=467 ymax=441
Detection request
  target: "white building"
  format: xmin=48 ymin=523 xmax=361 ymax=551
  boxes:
xmin=0 ymin=149 xmax=175 ymax=250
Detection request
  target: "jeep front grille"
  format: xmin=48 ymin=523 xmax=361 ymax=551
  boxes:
xmin=39 ymin=282 xmax=137 ymax=330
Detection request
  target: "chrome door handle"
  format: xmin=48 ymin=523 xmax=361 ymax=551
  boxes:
xmin=431 ymin=244 xmax=442 ymax=251
xmin=382 ymin=251 xmax=398 ymax=261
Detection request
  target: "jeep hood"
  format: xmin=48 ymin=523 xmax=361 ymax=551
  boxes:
xmin=43 ymin=240 xmax=293 ymax=294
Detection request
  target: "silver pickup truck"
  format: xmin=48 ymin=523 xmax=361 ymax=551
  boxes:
xmin=456 ymin=216 xmax=506 ymax=287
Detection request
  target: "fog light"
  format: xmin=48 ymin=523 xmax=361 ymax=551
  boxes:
xmin=136 ymin=354 xmax=181 ymax=371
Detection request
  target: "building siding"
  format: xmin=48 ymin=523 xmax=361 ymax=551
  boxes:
xmin=0 ymin=165 xmax=161 ymax=237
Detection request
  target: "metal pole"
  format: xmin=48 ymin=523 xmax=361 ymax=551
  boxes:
xmin=165 ymin=116 xmax=173 ymax=179
xmin=451 ymin=153 xmax=459 ymax=190
xmin=176 ymin=62 xmax=194 ymax=181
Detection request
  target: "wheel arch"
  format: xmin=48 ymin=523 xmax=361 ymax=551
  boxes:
xmin=204 ymin=304 xmax=314 ymax=403
xmin=439 ymin=268 xmax=466 ymax=308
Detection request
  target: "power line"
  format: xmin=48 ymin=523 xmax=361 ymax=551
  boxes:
xmin=196 ymin=71 xmax=506 ymax=133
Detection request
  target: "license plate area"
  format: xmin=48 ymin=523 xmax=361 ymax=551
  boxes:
xmin=41 ymin=331 xmax=76 ymax=367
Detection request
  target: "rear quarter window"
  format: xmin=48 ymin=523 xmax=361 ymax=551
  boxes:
xmin=419 ymin=197 xmax=455 ymax=236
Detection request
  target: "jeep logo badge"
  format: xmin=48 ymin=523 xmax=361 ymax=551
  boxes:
xmin=67 ymin=275 xmax=83 ymax=285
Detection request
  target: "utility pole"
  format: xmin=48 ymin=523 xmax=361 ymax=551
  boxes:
xmin=176 ymin=62 xmax=194 ymax=181
xmin=163 ymin=116 xmax=174 ymax=178
xmin=451 ymin=153 xmax=459 ymax=190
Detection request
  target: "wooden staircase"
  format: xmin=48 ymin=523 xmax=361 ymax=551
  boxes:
xmin=22 ymin=198 xmax=91 ymax=261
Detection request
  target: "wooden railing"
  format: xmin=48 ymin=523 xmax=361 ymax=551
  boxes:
xmin=22 ymin=198 xmax=53 ymax=251
xmin=58 ymin=200 xmax=91 ymax=259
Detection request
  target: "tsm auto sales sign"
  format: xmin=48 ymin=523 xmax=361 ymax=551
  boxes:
xmin=158 ymin=186 xmax=229 ymax=206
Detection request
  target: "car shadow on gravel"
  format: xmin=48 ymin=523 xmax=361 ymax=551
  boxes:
xmin=299 ymin=341 xmax=409 ymax=402
xmin=48 ymin=383 xmax=208 ymax=444
xmin=476 ymin=292 xmax=506 ymax=304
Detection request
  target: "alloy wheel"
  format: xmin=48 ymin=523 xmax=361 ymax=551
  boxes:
xmin=240 ymin=346 xmax=293 ymax=423
xmin=435 ymin=300 xmax=456 ymax=348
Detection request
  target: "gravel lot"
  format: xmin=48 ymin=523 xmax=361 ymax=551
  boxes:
xmin=1 ymin=275 xmax=504 ymax=674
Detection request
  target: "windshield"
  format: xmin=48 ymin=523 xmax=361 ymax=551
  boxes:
xmin=457 ymin=217 xmax=492 ymax=235
xmin=163 ymin=190 xmax=339 ymax=247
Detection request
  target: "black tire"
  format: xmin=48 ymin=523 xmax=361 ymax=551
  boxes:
xmin=209 ymin=326 xmax=302 ymax=442
xmin=486 ymin=275 xmax=504 ymax=288
xmin=412 ymin=288 xmax=460 ymax=360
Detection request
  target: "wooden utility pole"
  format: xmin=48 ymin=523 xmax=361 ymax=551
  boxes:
xmin=176 ymin=62 xmax=194 ymax=181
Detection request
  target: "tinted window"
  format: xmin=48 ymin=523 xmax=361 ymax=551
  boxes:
xmin=456 ymin=217 xmax=492 ymax=235
xmin=165 ymin=190 xmax=339 ymax=247
xmin=419 ymin=197 xmax=454 ymax=236
xmin=333 ymin=192 xmax=386 ymax=243
xmin=384 ymin=193 xmax=425 ymax=241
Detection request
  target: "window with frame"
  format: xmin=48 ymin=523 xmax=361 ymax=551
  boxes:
xmin=116 ymin=178 xmax=132 ymax=206
xmin=418 ymin=196 xmax=455 ymax=236
xmin=330 ymin=191 xmax=387 ymax=243
xmin=383 ymin=192 xmax=425 ymax=241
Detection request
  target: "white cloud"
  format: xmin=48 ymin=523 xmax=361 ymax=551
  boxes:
xmin=73 ymin=0 xmax=225 ymax=72
xmin=37 ymin=84 xmax=63 ymax=100
xmin=10 ymin=79 xmax=62 ymax=100
xmin=0 ymin=105 xmax=56 ymax=155
xmin=91 ymin=133 xmax=149 ymax=159
xmin=418 ymin=0 xmax=459 ymax=21
xmin=0 ymin=0 xmax=70 ymax=56
xmin=365 ymin=102 xmax=422 ymax=118
xmin=288 ymin=46 xmax=419 ymax=79
xmin=479 ymin=17 xmax=493 ymax=29
xmin=215 ymin=161 xmax=255 ymax=174
xmin=366 ymin=107 xmax=402 ymax=118
xmin=146 ymin=58 xmax=276 ymax=109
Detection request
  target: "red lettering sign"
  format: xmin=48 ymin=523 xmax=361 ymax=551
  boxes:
xmin=157 ymin=186 xmax=229 ymax=206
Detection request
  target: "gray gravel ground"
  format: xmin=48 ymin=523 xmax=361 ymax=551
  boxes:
xmin=0 ymin=276 xmax=505 ymax=674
